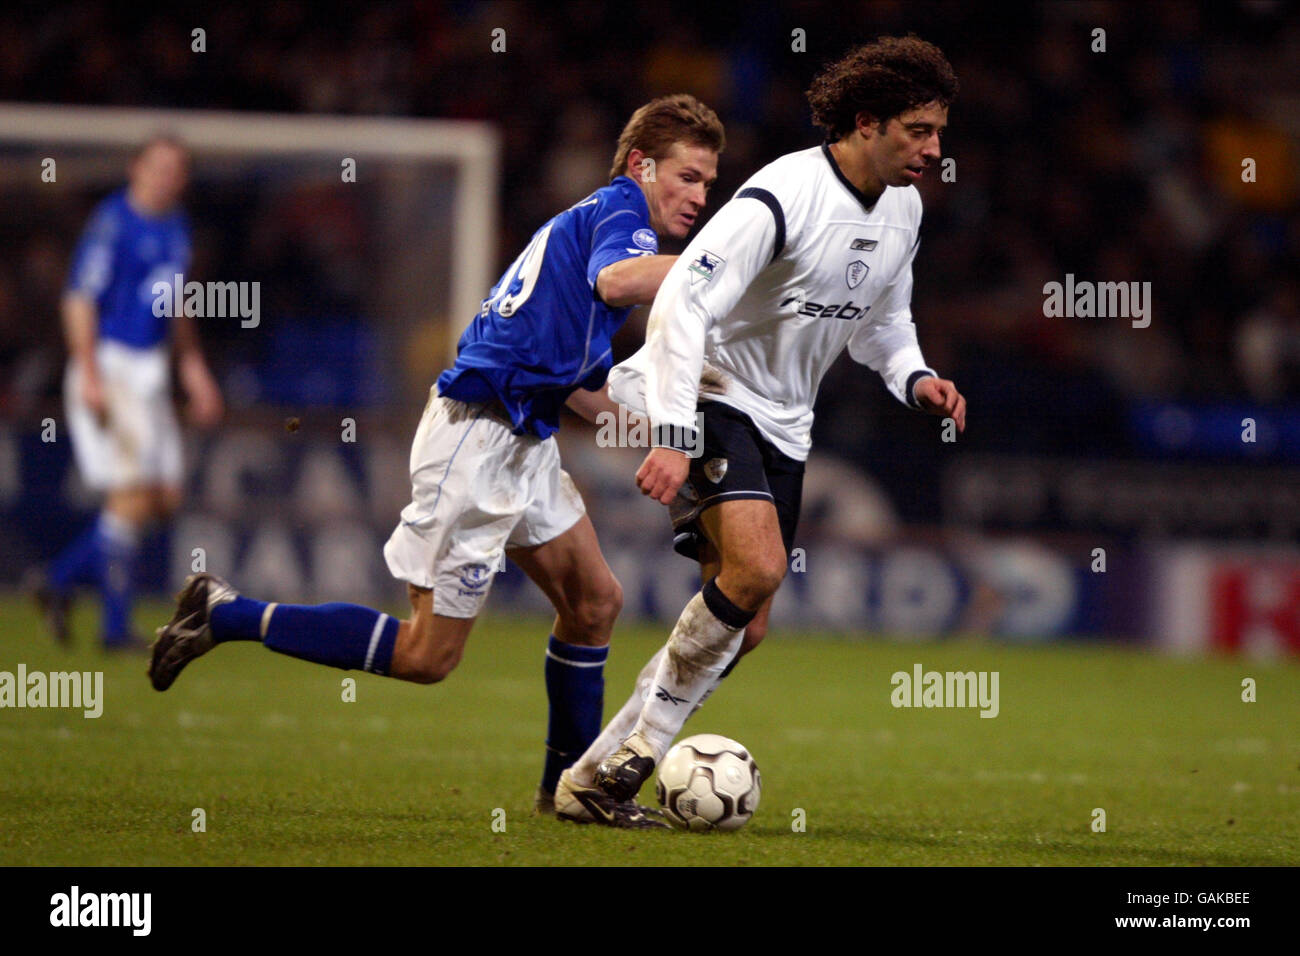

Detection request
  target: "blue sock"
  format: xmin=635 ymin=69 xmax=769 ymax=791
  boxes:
xmin=541 ymin=635 xmax=608 ymax=794
xmin=49 ymin=520 xmax=103 ymax=591
xmin=210 ymin=596 xmax=267 ymax=642
xmin=97 ymin=514 xmax=140 ymax=645
xmin=212 ymin=598 xmax=398 ymax=675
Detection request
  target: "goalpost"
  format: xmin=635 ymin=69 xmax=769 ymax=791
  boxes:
xmin=0 ymin=102 xmax=500 ymax=369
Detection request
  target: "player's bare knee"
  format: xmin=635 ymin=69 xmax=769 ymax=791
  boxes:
xmin=763 ymin=557 xmax=788 ymax=596
xmin=401 ymin=636 xmax=463 ymax=684
xmin=404 ymin=663 xmax=437 ymax=685
xmin=155 ymin=486 xmax=182 ymax=518
xmin=392 ymin=613 xmax=460 ymax=684
xmin=405 ymin=664 xmax=443 ymax=685
xmin=567 ymin=574 xmax=622 ymax=643
xmin=108 ymin=489 xmax=151 ymax=527
xmin=411 ymin=648 xmax=461 ymax=684
xmin=596 ymin=572 xmax=625 ymax=627
xmin=728 ymin=554 xmax=785 ymax=607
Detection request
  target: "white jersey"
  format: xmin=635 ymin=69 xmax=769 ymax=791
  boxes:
xmin=608 ymin=145 xmax=935 ymax=461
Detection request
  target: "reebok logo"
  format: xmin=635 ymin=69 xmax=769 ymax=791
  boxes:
xmin=780 ymin=296 xmax=868 ymax=320
xmin=654 ymin=686 xmax=688 ymax=706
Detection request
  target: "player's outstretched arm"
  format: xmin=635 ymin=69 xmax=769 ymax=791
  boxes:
xmin=565 ymin=382 xmax=636 ymax=425
xmin=595 ymin=254 xmax=677 ymax=308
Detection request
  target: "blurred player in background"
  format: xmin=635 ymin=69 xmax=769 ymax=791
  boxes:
xmin=577 ymin=37 xmax=969 ymax=807
xmin=35 ymin=135 xmax=223 ymax=650
xmin=148 ymin=95 xmax=724 ymax=827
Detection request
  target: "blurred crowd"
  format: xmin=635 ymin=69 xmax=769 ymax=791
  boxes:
xmin=2 ymin=0 xmax=1298 ymax=476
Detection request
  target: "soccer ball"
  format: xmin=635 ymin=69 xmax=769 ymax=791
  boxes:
xmin=655 ymin=734 xmax=761 ymax=832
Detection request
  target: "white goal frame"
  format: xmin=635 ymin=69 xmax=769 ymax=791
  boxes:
xmin=0 ymin=102 xmax=500 ymax=362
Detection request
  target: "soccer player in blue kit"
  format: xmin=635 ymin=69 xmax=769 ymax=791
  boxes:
xmin=37 ymin=135 xmax=224 ymax=649
xmin=149 ymin=95 xmax=724 ymax=827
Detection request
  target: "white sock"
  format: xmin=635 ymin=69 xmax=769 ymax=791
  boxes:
xmin=690 ymin=673 xmax=724 ymax=716
xmin=569 ymin=647 xmax=665 ymax=787
xmin=633 ymin=589 xmax=747 ymax=761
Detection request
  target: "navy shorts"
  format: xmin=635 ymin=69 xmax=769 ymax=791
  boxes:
xmin=668 ymin=401 xmax=804 ymax=562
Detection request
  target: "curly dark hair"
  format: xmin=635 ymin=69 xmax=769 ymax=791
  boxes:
xmin=807 ymin=35 xmax=959 ymax=141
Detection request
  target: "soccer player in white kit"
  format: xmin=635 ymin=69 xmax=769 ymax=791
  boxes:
xmin=563 ymin=37 xmax=970 ymax=806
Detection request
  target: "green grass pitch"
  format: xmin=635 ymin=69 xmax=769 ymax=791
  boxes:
xmin=0 ymin=595 xmax=1296 ymax=866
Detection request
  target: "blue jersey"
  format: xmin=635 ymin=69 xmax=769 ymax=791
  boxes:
xmin=65 ymin=189 xmax=191 ymax=349
xmin=437 ymin=175 xmax=659 ymax=438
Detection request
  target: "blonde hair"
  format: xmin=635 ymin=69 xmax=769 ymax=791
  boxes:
xmin=609 ymin=94 xmax=724 ymax=182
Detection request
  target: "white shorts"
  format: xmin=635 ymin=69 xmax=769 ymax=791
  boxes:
xmin=383 ymin=390 xmax=586 ymax=618
xmin=65 ymin=341 xmax=182 ymax=492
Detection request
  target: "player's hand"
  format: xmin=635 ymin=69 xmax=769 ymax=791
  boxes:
xmin=636 ymin=446 xmax=690 ymax=505
xmin=914 ymin=376 xmax=966 ymax=433
xmin=80 ymin=370 xmax=108 ymax=426
xmin=182 ymin=364 xmax=224 ymax=428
